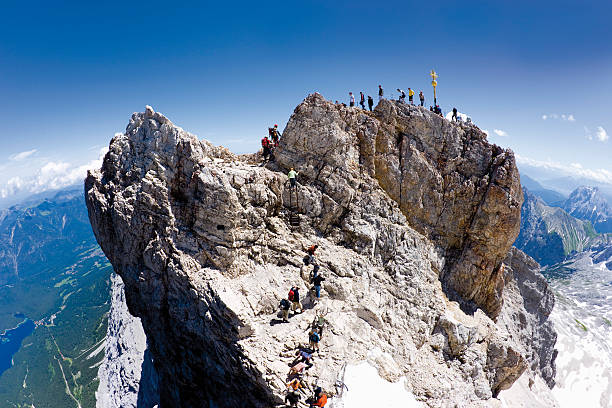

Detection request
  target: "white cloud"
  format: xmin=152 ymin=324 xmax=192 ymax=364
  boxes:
xmin=516 ymin=154 xmax=612 ymax=184
xmin=596 ymin=126 xmax=608 ymax=142
xmin=0 ymin=147 xmax=108 ymax=199
xmin=493 ymin=129 xmax=508 ymax=137
xmin=444 ymin=110 xmax=471 ymax=123
xmin=9 ymin=149 xmax=37 ymax=161
xmin=541 ymin=113 xmax=575 ymax=122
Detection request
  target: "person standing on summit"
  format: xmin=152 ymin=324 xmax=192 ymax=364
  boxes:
xmin=419 ymin=91 xmax=425 ymax=106
xmin=359 ymin=92 xmax=365 ymax=109
xmin=452 ymin=107 xmax=458 ymax=121
xmin=349 ymin=92 xmax=355 ymax=107
xmin=408 ymin=88 xmax=415 ymax=105
xmin=378 ymin=85 xmax=384 ymax=102
xmin=367 ymin=95 xmax=374 ymax=111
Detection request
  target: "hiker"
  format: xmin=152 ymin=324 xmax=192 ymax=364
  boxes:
xmin=287 ymin=377 xmax=305 ymax=392
xmin=419 ymin=91 xmax=425 ymax=106
xmin=310 ymin=312 xmax=328 ymax=339
xmin=289 ymin=286 xmax=303 ymax=314
xmin=289 ymin=361 xmax=307 ymax=376
xmin=367 ymin=95 xmax=374 ymax=111
xmin=288 ymin=168 xmax=298 ymax=189
xmin=437 ymin=105 xmax=443 ymax=116
xmin=279 ymin=298 xmax=291 ymax=322
xmin=308 ymin=387 xmax=328 ymax=407
xmin=397 ymin=89 xmax=405 ymax=103
xmin=312 ymin=274 xmax=325 ymax=299
xmin=261 ymin=136 xmax=271 ymax=162
xmin=408 ymin=88 xmax=415 ymax=104
xmin=429 ymin=105 xmax=433 ymax=112
xmin=306 ymin=244 xmax=318 ymax=266
xmin=271 ymin=124 xmax=281 ymax=146
xmin=294 ymin=348 xmax=314 ymax=369
xmin=359 ymin=92 xmax=365 ymax=109
xmin=285 ymin=390 xmax=301 ymax=407
xmin=452 ymin=107 xmax=458 ymax=121
xmin=378 ymin=85 xmax=383 ymax=101
xmin=309 ymin=264 xmax=320 ymax=284
xmin=308 ymin=328 xmax=320 ymax=351
xmin=349 ymin=92 xmax=355 ymax=107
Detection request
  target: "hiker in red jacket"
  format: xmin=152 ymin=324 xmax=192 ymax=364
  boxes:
xmin=261 ymin=136 xmax=271 ymax=162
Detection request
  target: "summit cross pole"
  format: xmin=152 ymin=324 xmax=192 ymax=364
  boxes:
xmin=430 ymin=69 xmax=438 ymax=106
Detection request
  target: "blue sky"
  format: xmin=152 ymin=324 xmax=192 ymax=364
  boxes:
xmin=1 ymin=0 xmax=611 ymax=205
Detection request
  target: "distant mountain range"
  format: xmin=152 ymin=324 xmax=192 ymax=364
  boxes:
xmin=0 ymin=187 xmax=91 ymax=286
xmin=515 ymin=174 xmax=612 ymax=266
xmin=562 ymin=186 xmax=612 ymax=233
xmin=520 ymin=174 xmax=566 ymax=206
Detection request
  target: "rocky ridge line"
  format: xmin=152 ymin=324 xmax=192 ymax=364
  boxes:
xmin=86 ymin=97 xmax=556 ymax=407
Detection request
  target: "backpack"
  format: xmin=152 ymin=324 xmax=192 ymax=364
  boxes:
xmin=316 ymin=394 xmax=328 ymax=406
xmin=288 ymin=289 xmax=295 ymax=301
xmin=280 ymin=298 xmax=290 ymax=309
xmin=309 ymin=332 xmax=320 ymax=343
xmin=303 ymin=255 xmax=311 ymax=266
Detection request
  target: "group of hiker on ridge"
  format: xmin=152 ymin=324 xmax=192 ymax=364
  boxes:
xmin=345 ymin=85 xmax=426 ymax=112
xmin=278 ymin=244 xmax=330 ymax=407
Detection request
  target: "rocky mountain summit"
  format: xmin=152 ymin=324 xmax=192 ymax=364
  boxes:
xmin=86 ymin=96 xmax=557 ymax=407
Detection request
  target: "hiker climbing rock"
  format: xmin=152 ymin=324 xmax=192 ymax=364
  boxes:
xmin=285 ymin=390 xmax=301 ymax=407
xmin=287 ymin=377 xmax=305 ymax=393
xmin=408 ymin=87 xmax=415 ymax=104
xmin=378 ymin=85 xmax=384 ymax=101
xmin=289 ymin=286 xmax=303 ymax=314
xmin=307 ymin=387 xmax=328 ymax=407
xmin=261 ymin=135 xmax=272 ymax=162
xmin=293 ymin=348 xmax=314 ymax=369
xmin=312 ymin=273 xmax=325 ymax=299
xmin=310 ymin=312 xmax=328 ymax=339
xmin=288 ymin=361 xmax=308 ymax=376
xmin=308 ymin=328 xmax=320 ymax=351
xmin=367 ymin=95 xmax=373 ymax=111
xmin=359 ymin=92 xmax=365 ymax=109
xmin=279 ymin=298 xmax=291 ymax=322
xmin=288 ymin=168 xmax=298 ymax=189
xmin=271 ymin=124 xmax=281 ymax=146
xmin=419 ymin=91 xmax=425 ymax=106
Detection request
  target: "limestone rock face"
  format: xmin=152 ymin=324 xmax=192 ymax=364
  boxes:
xmin=86 ymin=99 xmax=554 ymax=407
xmin=96 ymin=273 xmax=159 ymax=408
xmin=274 ymin=95 xmax=523 ymax=318
xmin=498 ymin=248 xmax=557 ymax=389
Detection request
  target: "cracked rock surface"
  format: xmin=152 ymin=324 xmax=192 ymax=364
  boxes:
xmin=86 ymin=96 xmax=556 ymax=407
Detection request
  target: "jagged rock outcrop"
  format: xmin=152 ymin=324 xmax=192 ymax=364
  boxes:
xmin=498 ymin=248 xmax=557 ymax=388
xmin=274 ymin=95 xmax=522 ymax=318
xmin=96 ymin=273 xmax=159 ymax=408
xmin=86 ymin=97 xmax=555 ymax=407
